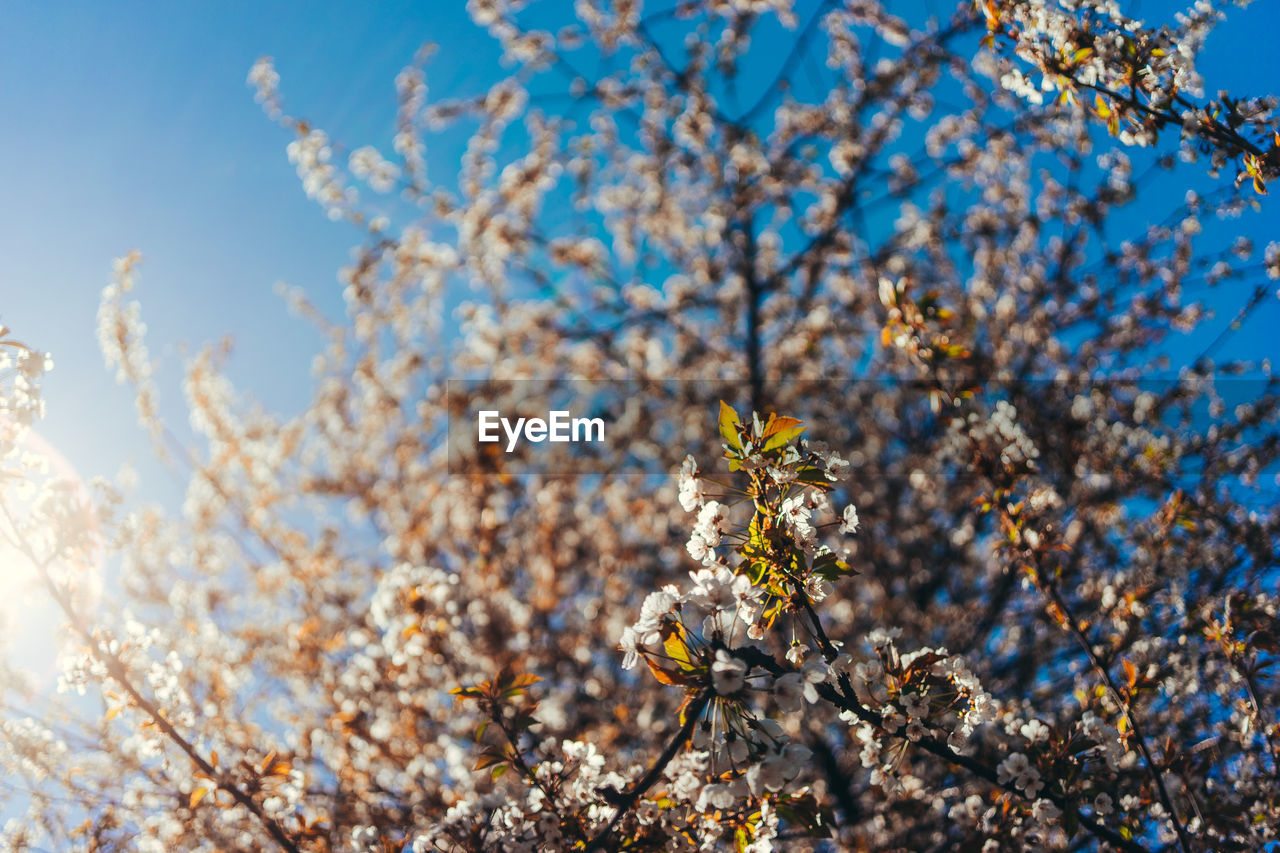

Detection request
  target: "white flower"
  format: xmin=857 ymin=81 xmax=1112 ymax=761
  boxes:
xmin=678 ymin=455 xmax=705 ymax=511
xmin=686 ymin=531 xmax=714 ymax=563
xmin=905 ymin=719 xmax=927 ymax=742
xmin=686 ymin=501 xmax=730 ymax=565
xmin=693 ymin=501 xmax=729 ymax=546
xmin=619 ymin=626 xmax=641 ymax=669
xmin=697 ymin=782 xmax=735 ymax=811
xmin=745 ymin=754 xmax=786 ymax=795
xmin=870 ymin=765 xmax=902 ymax=795
xmin=1020 ymin=719 xmax=1050 ymax=743
xmin=1265 ymin=241 xmax=1280 ymax=279
xmin=902 ymin=691 xmax=929 ymax=719
xmin=997 ymin=752 xmax=1042 ymax=798
xmin=840 ymin=503 xmax=860 ymax=533
xmin=768 ymin=466 xmax=798 ymax=484
xmin=779 ymin=494 xmax=818 ymax=551
xmin=639 ymin=589 xmax=676 ymax=624
xmin=800 ymin=659 xmax=828 ymax=703
xmin=687 ymin=566 xmax=761 ymax=629
xmin=818 ymin=450 xmax=851 ymax=481
xmin=772 ymin=672 xmax=805 ymax=711
xmin=779 ymin=742 xmax=811 ymax=772
xmin=867 ymin=627 xmax=901 ymax=648
xmin=997 ymin=752 xmax=1029 ymax=785
xmin=711 ymin=649 xmax=748 ymax=695
xmin=562 ymin=739 xmax=605 ymax=772
xmin=808 ymin=489 xmax=832 ymax=517
xmin=1032 ymin=799 xmax=1060 ymax=821
xmin=743 ymin=800 xmax=779 ymax=853
xmin=1079 ymin=711 xmax=1105 ymax=739
xmin=629 ymin=587 xmax=678 ymax=652
xmin=805 ymin=575 xmax=833 ymax=601
xmin=348 ymin=145 xmax=400 ymax=193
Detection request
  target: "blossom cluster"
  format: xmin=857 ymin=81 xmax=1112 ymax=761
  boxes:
xmin=981 ymin=0 xmax=1279 ymax=189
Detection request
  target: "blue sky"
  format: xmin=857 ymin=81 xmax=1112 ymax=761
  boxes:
xmin=0 ymin=1 xmax=500 ymax=491
xmin=1 ymin=0 xmax=1278 ymax=494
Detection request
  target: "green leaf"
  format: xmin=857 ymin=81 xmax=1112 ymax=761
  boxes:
xmin=759 ymin=599 xmax=784 ymax=630
xmin=746 ymin=513 xmax=766 ymax=549
xmin=812 ymin=550 xmax=855 ymax=581
xmin=775 ymin=794 xmax=833 ymax=839
xmin=795 ymin=465 xmax=831 ymax=487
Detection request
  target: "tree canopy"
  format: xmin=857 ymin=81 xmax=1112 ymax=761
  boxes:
xmin=2 ymin=1 xmax=1280 ymax=851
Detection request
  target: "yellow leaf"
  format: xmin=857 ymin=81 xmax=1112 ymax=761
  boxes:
xmin=190 ymin=787 xmax=209 ymax=809
xmin=663 ymin=623 xmax=694 ymax=673
xmin=644 ymin=648 xmax=693 ymax=686
xmin=105 ymin=705 xmax=124 ymax=722
xmin=761 ymin=418 xmax=806 ymax=452
xmin=761 ymin=415 xmax=803 ymax=439
xmin=473 ymin=751 xmax=504 ymax=770
xmin=718 ymin=400 xmax=742 ymax=451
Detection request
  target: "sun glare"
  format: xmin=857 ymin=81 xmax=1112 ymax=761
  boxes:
xmin=0 ymin=419 xmax=102 ymax=692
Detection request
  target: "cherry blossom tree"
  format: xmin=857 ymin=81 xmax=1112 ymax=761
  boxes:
xmin=3 ymin=1 xmax=1280 ymax=851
